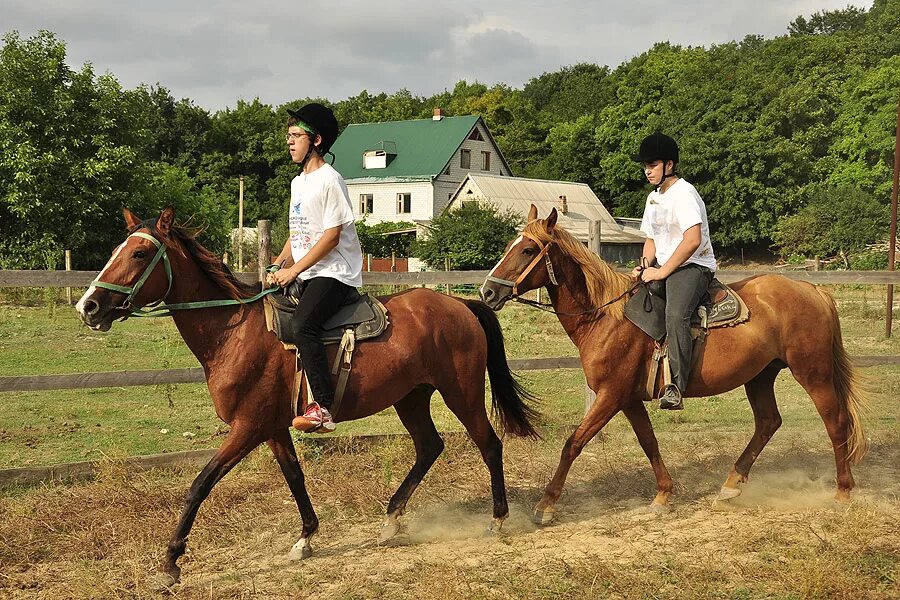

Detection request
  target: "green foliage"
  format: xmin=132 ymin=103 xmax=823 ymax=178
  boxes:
xmin=413 ymin=202 xmax=522 ymax=270
xmin=771 ymin=184 xmax=889 ymax=258
xmin=356 ymin=220 xmax=416 ymax=257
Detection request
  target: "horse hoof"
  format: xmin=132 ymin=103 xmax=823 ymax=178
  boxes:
xmin=649 ymin=501 xmax=671 ymax=514
xmin=484 ymin=517 xmax=505 ymax=537
xmin=151 ymin=570 xmax=179 ymax=591
xmin=288 ymin=538 xmax=313 ymax=561
xmin=717 ymin=485 xmax=742 ymax=501
xmin=834 ymin=490 xmax=852 ymax=503
xmin=378 ymin=517 xmax=402 ymax=544
xmin=532 ymin=507 xmax=555 ymax=526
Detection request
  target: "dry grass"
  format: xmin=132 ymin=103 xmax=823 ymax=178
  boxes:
xmin=1 ymin=426 xmax=898 ymax=599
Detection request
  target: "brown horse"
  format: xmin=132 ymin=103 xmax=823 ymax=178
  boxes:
xmin=480 ymin=205 xmax=868 ymax=525
xmin=76 ymin=207 xmax=539 ymax=586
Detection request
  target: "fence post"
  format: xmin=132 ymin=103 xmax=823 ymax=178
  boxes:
xmin=444 ymin=257 xmax=451 ymax=295
xmin=584 ymin=385 xmax=596 ymax=415
xmin=367 ymin=254 xmax=372 ymax=273
xmin=65 ymin=250 xmax=72 ymax=305
xmin=237 ymin=175 xmax=244 ymax=271
xmin=257 ymin=219 xmax=271 ymax=285
xmin=588 ymin=220 xmax=601 ymax=256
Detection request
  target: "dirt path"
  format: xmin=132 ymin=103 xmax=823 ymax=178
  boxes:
xmin=2 ymin=434 xmax=898 ymax=599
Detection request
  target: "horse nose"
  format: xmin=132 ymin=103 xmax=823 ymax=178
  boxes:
xmin=82 ymin=298 xmax=99 ymax=316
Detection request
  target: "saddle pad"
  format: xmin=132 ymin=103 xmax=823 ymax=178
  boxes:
xmin=625 ymin=278 xmax=749 ymax=341
xmin=264 ymin=293 xmax=389 ymax=348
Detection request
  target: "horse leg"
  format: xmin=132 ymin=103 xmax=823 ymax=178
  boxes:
xmin=266 ymin=428 xmax=319 ymax=560
xmin=718 ymin=365 xmax=782 ymax=502
xmin=621 ymin=398 xmax=674 ymax=512
xmin=154 ymin=423 xmax=261 ymax=588
xmin=379 ymin=385 xmax=444 ymax=544
xmin=790 ymin=370 xmax=856 ymax=501
xmin=440 ymin=384 xmax=510 ymax=535
xmin=534 ymin=394 xmax=620 ymax=525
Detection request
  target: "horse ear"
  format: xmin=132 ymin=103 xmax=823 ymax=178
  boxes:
xmin=546 ymin=207 xmax=558 ymax=231
xmin=527 ymin=204 xmax=538 ymax=222
xmin=123 ymin=208 xmax=141 ymax=230
xmin=158 ymin=206 xmax=175 ymax=237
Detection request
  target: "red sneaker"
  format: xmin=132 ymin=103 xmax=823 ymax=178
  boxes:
xmin=292 ymin=403 xmax=336 ymax=433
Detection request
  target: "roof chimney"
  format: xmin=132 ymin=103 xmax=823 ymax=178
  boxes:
xmin=558 ymin=195 xmax=568 ymax=215
xmin=433 ymin=107 xmax=444 ymax=121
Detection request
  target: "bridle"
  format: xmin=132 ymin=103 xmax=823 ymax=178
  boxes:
xmin=485 ymin=231 xmax=639 ymax=318
xmin=484 ymin=232 xmax=558 ymax=297
xmin=89 ymin=230 xmax=278 ymax=319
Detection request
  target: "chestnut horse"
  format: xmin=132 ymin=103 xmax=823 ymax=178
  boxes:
xmin=480 ymin=205 xmax=867 ymax=525
xmin=76 ymin=207 xmax=539 ymax=586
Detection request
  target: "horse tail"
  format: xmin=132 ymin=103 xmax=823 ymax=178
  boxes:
xmin=817 ymin=287 xmax=869 ymax=463
xmin=462 ymin=299 xmax=541 ymax=439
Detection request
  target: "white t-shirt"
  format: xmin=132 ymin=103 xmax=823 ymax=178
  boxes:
xmin=639 ymin=178 xmax=717 ymax=271
xmin=289 ymin=163 xmax=363 ymax=287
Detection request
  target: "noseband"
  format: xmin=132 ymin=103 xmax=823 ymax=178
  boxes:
xmin=485 ymin=233 xmax=558 ymax=297
xmin=90 ymin=232 xmax=173 ymax=311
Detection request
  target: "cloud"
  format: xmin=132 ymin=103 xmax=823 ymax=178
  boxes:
xmin=1 ymin=0 xmax=866 ymax=110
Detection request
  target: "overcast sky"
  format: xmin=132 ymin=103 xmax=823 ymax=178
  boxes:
xmin=4 ymin=0 xmax=866 ymax=111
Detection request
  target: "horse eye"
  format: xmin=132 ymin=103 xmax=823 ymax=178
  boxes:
xmin=134 ymin=250 xmax=147 ymax=259
xmin=522 ymin=247 xmax=535 ymax=256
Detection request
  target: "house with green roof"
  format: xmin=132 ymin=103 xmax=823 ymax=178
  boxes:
xmin=330 ymin=109 xmax=513 ymax=227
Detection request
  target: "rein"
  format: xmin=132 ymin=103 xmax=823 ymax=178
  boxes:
xmin=90 ymin=231 xmax=279 ymax=319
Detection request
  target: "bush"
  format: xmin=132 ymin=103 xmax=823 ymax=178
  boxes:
xmin=412 ymin=202 xmax=523 ymax=270
xmin=356 ymin=220 xmax=416 ymax=257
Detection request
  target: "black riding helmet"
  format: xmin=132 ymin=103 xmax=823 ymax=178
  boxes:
xmin=632 ymin=132 xmax=679 ymax=164
xmin=287 ymin=102 xmax=339 ymax=156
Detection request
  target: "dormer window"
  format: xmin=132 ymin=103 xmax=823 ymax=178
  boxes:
xmin=363 ymin=141 xmax=397 ymax=169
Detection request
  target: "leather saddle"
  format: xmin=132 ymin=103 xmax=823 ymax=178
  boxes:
xmin=264 ymin=282 xmax=388 ymax=347
xmin=624 ymin=277 xmax=749 ymax=341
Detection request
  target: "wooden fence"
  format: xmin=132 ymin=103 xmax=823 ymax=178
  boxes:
xmin=1 ymin=265 xmax=899 ymax=485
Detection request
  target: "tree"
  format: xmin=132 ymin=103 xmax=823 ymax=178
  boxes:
xmin=413 ymin=203 xmax=522 ymax=270
xmin=356 ymin=220 xmax=416 ymax=257
xmin=771 ymin=184 xmax=888 ymax=259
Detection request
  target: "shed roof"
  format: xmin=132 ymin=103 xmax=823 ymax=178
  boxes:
xmin=447 ymin=174 xmax=645 ymax=244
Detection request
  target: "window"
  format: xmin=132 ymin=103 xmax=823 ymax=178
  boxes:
xmin=482 ymin=151 xmax=491 ymax=171
xmin=397 ymin=193 xmax=411 ymax=214
xmin=468 ymin=129 xmax=484 ymax=141
xmin=359 ymin=193 xmax=373 ymax=214
xmin=460 ymin=149 xmax=471 ymax=170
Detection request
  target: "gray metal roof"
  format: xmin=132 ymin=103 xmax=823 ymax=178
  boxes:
xmin=447 ymin=174 xmax=645 ymax=244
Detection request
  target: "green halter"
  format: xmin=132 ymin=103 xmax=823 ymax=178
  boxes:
xmin=90 ymin=231 xmax=278 ymax=319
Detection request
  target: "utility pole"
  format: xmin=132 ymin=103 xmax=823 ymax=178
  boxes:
xmin=238 ymin=175 xmax=244 ymax=271
xmin=887 ymin=94 xmax=899 ymax=337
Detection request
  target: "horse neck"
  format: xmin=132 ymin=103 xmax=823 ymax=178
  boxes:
xmin=545 ymin=248 xmax=623 ymax=349
xmin=164 ymin=248 xmax=261 ymax=366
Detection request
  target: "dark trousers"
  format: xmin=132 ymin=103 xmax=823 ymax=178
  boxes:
xmin=291 ymin=276 xmax=355 ymax=409
xmin=663 ymin=263 xmax=713 ymax=393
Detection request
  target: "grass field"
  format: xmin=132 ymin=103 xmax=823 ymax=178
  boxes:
xmin=0 ymin=285 xmax=898 ymax=598
xmin=1 ymin=284 xmax=899 ymax=467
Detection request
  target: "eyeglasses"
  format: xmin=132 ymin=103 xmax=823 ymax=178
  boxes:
xmin=285 ymin=132 xmax=310 ymax=143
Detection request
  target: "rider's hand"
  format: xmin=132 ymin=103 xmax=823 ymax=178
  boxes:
xmin=629 ymin=266 xmax=643 ymax=281
xmin=271 ymin=267 xmax=299 ymax=287
xmin=640 ymin=266 xmax=665 ymax=282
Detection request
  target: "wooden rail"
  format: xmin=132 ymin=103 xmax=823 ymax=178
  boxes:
xmin=2 ymin=356 xmax=899 ymax=393
xmin=4 ymin=269 xmax=900 ymax=287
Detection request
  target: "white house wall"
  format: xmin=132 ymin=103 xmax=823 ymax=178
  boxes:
xmin=433 ymin=122 xmax=510 ymax=215
xmin=347 ymin=180 xmax=435 ymax=225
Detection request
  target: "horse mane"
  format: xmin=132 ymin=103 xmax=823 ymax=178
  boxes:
xmin=135 ymin=219 xmax=259 ymax=301
xmin=523 ymin=219 xmax=631 ymax=320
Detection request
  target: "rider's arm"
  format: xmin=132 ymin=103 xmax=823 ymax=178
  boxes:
xmin=272 ymin=225 xmax=342 ymax=286
xmin=631 ymin=238 xmax=657 ymax=280
xmin=273 ymin=239 xmax=294 ymax=267
xmin=656 ymin=224 xmax=701 ymax=278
